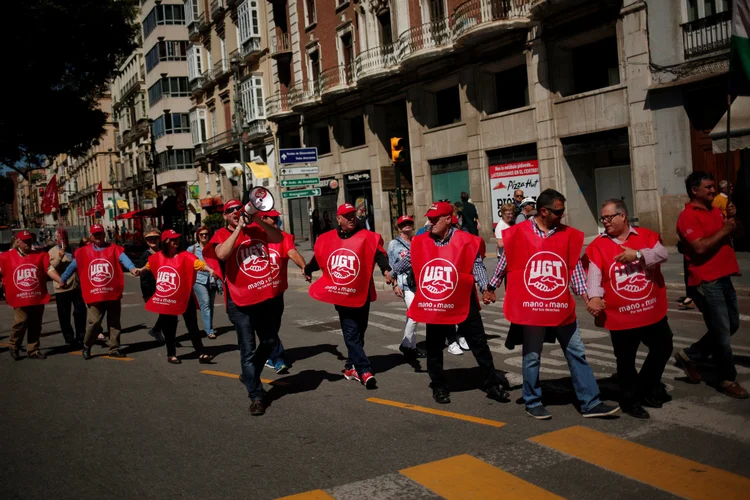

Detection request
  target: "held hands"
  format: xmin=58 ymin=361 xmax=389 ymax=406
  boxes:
xmin=482 ymin=289 xmax=496 ymax=305
xmin=384 ymin=270 xmax=394 ymax=285
xmin=393 ymin=286 xmax=404 ymax=298
xmin=586 ymin=296 xmax=606 ymax=316
xmin=614 ymin=246 xmax=639 ymax=263
xmin=303 ymin=271 xmax=312 ymax=283
xmin=131 ymin=268 xmax=142 ymax=277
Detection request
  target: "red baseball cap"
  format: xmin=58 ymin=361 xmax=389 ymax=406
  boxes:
xmin=90 ymin=224 xmax=105 ymax=234
xmin=424 ymin=201 xmax=453 ymax=218
xmin=337 ymin=203 xmax=357 ymax=216
xmin=16 ymin=230 xmax=34 ymax=242
xmin=259 ymin=209 xmax=281 ymax=218
xmin=397 ymin=215 xmax=414 ymax=226
xmin=161 ymin=229 xmax=181 ymax=242
xmin=224 ymin=199 xmax=242 ymax=212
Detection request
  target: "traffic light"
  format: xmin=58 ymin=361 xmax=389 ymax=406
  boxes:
xmin=390 ymin=137 xmax=406 ymax=163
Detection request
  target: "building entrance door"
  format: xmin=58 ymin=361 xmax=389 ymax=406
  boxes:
xmin=287 ymin=197 xmax=311 ymax=251
xmin=595 ymin=165 xmax=634 ymax=230
xmin=431 ymin=169 xmax=469 ymax=205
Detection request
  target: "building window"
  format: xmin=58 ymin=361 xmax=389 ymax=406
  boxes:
xmin=305 ymin=0 xmax=316 ymax=26
xmin=145 ymin=41 xmax=190 ymax=73
xmin=494 ymin=65 xmax=529 ymax=113
xmin=188 ymin=45 xmax=203 ymax=81
xmin=341 ymin=115 xmax=366 ymax=149
xmin=152 ymin=112 xmax=191 ymax=139
xmin=378 ymin=10 xmax=392 ymax=45
xmin=148 ymin=77 xmax=191 ymax=107
xmin=143 ymin=4 xmax=186 ymax=39
xmin=434 ymin=86 xmax=461 ymax=127
xmin=157 ymin=149 xmax=195 ymax=171
xmin=184 ymin=0 xmax=199 ymax=25
xmin=237 ymin=0 xmax=261 ymax=44
xmin=308 ymin=48 xmax=321 ymax=89
xmin=241 ymin=75 xmax=266 ymax=122
xmin=571 ymin=37 xmax=620 ymax=95
xmin=190 ymin=108 xmax=208 ymax=145
xmin=317 ymin=125 xmax=331 ymax=155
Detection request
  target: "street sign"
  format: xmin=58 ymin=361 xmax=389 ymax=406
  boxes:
xmin=280 ymin=178 xmax=320 ymax=187
xmin=281 ymin=188 xmax=321 ymax=199
xmin=280 ymin=166 xmax=319 ymax=176
xmin=279 ymin=147 xmax=318 ymax=164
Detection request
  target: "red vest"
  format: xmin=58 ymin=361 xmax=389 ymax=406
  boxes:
xmin=76 ymin=244 xmax=125 ymax=304
xmin=0 ymin=250 xmax=51 ymax=308
xmin=206 ymin=224 xmax=275 ymax=307
xmin=309 ymin=229 xmax=381 ymax=307
xmin=407 ymin=230 xmax=481 ymax=325
xmin=503 ymin=221 xmax=584 ymax=327
xmin=584 ymin=228 xmax=668 ymax=330
xmin=145 ymin=251 xmax=198 ymax=315
xmin=268 ymin=232 xmax=295 ymax=297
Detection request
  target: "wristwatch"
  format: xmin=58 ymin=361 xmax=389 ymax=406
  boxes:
xmin=635 ymin=250 xmax=642 ymax=261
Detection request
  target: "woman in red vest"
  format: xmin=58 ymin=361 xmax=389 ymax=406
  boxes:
xmin=0 ymin=231 xmax=65 ymax=360
xmin=137 ymin=229 xmax=217 ymax=364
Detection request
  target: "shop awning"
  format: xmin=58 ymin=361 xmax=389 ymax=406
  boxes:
xmin=135 ymin=207 xmax=159 ymax=218
xmin=200 ymin=198 xmax=214 ymax=208
xmin=115 ymin=210 xmax=138 ymax=220
xmin=117 ymin=199 xmax=130 ymax=210
xmin=710 ymin=96 xmax=750 ymax=153
xmin=247 ymin=161 xmax=273 ymax=179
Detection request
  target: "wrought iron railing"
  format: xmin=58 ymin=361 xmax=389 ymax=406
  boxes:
xmin=242 ymin=36 xmax=262 ymax=58
xmin=319 ymin=65 xmax=354 ymax=93
xmin=213 ymin=59 xmax=228 ymax=79
xmin=452 ymin=0 xmax=531 ymax=38
xmin=265 ymin=92 xmax=293 ymax=117
xmin=681 ymin=10 xmax=732 ymax=59
xmin=245 ymin=118 xmax=267 ymax=139
xmin=206 ymin=130 xmax=235 ymax=151
xmin=355 ymin=44 xmax=398 ymax=79
xmin=398 ymin=19 xmax=452 ymax=60
xmin=271 ymin=33 xmax=292 ymax=56
xmin=210 ymin=0 xmax=224 ymax=20
xmin=289 ymin=80 xmax=321 ymax=107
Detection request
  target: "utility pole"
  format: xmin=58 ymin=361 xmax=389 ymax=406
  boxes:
xmin=108 ymin=148 xmax=119 ymax=240
xmin=148 ymin=119 xmax=162 ymax=228
xmin=231 ymin=60 xmax=248 ymax=203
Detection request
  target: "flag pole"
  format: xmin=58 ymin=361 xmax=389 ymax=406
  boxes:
xmin=726 ymin=91 xmax=732 ymax=206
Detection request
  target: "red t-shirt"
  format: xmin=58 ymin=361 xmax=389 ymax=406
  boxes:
xmin=676 ymin=202 xmax=740 ymax=286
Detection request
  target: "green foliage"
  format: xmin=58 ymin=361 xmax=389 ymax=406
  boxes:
xmin=203 ymin=213 xmax=225 ymax=230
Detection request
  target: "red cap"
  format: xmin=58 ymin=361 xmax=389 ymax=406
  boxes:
xmin=90 ymin=224 xmax=105 ymax=234
xmin=397 ymin=215 xmax=414 ymax=226
xmin=16 ymin=230 xmax=34 ymax=242
xmin=337 ymin=203 xmax=357 ymax=216
xmin=224 ymin=199 xmax=242 ymax=212
xmin=451 ymin=215 xmax=459 ymax=225
xmin=259 ymin=209 xmax=281 ymax=218
xmin=424 ymin=201 xmax=453 ymax=218
xmin=161 ymin=229 xmax=181 ymax=242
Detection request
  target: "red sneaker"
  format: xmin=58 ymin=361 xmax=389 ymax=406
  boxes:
xmin=344 ymin=367 xmax=360 ymax=382
xmin=361 ymin=372 xmax=377 ymax=389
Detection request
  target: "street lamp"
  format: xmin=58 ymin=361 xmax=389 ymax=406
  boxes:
xmin=148 ymin=118 xmax=163 ymax=228
xmin=231 ymin=58 xmax=248 ymax=202
xmin=108 ymin=148 xmax=119 ymax=239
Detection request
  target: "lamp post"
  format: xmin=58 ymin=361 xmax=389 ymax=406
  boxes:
xmin=231 ymin=59 xmax=248 ymax=202
xmin=148 ymin=118 xmax=163 ymax=228
xmin=108 ymin=148 xmax=119 ymax=240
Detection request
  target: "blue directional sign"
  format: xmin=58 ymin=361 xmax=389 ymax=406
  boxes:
xmin=279 ymin=147 xmax=318 ymax=165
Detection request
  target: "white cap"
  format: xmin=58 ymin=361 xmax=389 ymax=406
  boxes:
xmin=520 ymin=197 xmax=536 ymax=207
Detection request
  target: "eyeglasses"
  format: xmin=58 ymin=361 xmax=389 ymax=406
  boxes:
xmin=198 ymin=232 xmax=209 ymax=238
xmin=544 ymin=207 xmax=565 ymax=217
xmin=599 ymin=213 xmax=624 ymax=223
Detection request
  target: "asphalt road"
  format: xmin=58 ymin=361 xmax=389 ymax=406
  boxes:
xmin=1 ymin=275 xmax=749 ymax=500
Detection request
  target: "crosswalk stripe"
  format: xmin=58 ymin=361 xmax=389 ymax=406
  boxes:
xmin=530 ymin=425 xmax=750 ymax=499
xmin=367 ymin=398 xmax=506 ymax=428
xmin=276 ymin=490 xmax=335 ymax=500
xmin=67 ymin=350 xmax=134 ymax=361
xmin=399 ymin=454 xmax=563 ymax=499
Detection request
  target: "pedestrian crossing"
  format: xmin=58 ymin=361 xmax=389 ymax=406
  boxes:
xmin=276 ymin=425 xmax=750 ymax=499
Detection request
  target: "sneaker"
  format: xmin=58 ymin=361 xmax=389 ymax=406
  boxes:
xmin=344 ymin=367 xmax=361 ymax=382
xmin=360 ymin=372 xmax=377 ymax=389
xmin=458 ymin=337 xmax=470 ymax=351
xmin=274 ymin=360 xmax=288 ymax=374
xmin=674 ymin=349 xmax=701 ymax=383
xmin=148 ymin=329 xmax=165 ymax=344
xmin=265 ymin=359 xmax=275 ymax=369
xmin=399 ymin=345 xmax=426 ymax=361
xmin=719 ymin=381 xmax=750 ymax=399
xmin=582 ymin=402 xmax=620 ymax=418
xmin=486 ymin=385 xmax=510 ymax=402
xmin=526 ymin=406 xmax=552 ymax=420
xmin=622 ymin=404 xmax=650 ymax=419
xmin=447 ymin=342 xmax=463 ymax=356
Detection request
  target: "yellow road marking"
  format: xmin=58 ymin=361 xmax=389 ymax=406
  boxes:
xmin=276 ymin=490 xmax=335 ymax=500
xmin=68 ymin=351 xmax=134 ymax=361
xmin=200 ymin=369 xmax=290 ymax=386
xmin=0 ymin=342 xmax=9 ymax=347
xmin=400 ymin=454 xmax=562 ymax=499
xmin=367 ymin=398 xmax=505 ymax=428
xmin=530 ymin=426 xmax=750 ymax=500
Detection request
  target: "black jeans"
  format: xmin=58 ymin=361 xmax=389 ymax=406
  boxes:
xmin=610 ymin=316 xmax=673 ymax=404
xmin=268 ymin=294 xmax=286 ymax=364
xmin=425 ymin=296 xmax=499 ymax=391
xmin=335 ymin=301 xmax=372 ymax=376
xmin=160 ymin=301 xmax=204 ymax=358
xmin=56 ymin=288 xmax=87 ymax=343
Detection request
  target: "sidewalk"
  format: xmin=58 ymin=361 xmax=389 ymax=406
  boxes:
xmin=291 ymin=243 xmax=750 ymax=296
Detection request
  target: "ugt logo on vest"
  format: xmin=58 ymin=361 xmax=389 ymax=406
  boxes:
xmin=327 ymin=249 xmax=360 ymax=286
xmin=524 ymin=251 xmax=568 ymax=300
xmin=155 ymin=266 xmax=181 ymax=297
xmin=89 ymin=259 xmax=114 ymax=287
xmin=14 ymin=264 xmax=39 ymax=291
xmin=419 ymin=258 xmax=458 ymax=302
xmin=237 ymin=239 xmax=271 ymax=279
xmin=268 ymin=248 xmax=281 ymax=280
xmin=609 ymin=261 xmax=652 ymax=301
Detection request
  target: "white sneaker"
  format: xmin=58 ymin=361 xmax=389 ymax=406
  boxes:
xmin=458 ymin=337 xmax=470 ymax=351
xmin=447 ymin=342 xmax=463 ymax=355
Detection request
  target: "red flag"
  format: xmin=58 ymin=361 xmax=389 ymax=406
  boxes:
xmin=95 ymin=182 xmax=104 ymax=213
xmin=41 ymin=175 xmax=60 ymax=213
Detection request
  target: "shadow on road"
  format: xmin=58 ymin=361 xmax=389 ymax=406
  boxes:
xmin=265 ymin=369 xmax=345 ymax=406
xmin=283 ymin=343 xmax=347 ymax=365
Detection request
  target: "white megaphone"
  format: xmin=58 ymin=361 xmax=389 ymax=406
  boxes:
xmin=242 ymin=186 xmax=274 ymax=216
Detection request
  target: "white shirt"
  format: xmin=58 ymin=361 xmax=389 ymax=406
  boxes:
xmin=494 ymin=219 xmax=510 ymax=240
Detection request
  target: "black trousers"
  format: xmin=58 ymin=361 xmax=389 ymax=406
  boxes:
xmin=425 ymin=296 xmax=498 ymax=391
xmin=56 ymin=289 xmax=87 ymax=343
xmin=610 ymin=316 xmax=674 ymax=404
xmin=160 ymin=302 xmax=204 ymax=358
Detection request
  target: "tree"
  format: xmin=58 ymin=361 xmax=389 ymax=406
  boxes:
xmin=1 ymin=0 xmax=139 ymax=177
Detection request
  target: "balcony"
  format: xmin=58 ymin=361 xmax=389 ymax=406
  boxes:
xmin=682 ymin=10 xmax=731 ymax=60
xmin=199 ymin=12 xmax=211 ymax=34
xmin=289 ymin=80 xmax=321 ymax=110
xmin=206 ymin=130 xmax=236 ymax=152
xmin=213 ymin=59 xmax=229 ymax=80
xmin=354 ymin=44 xmax=399 ymax=82
xmin=195 ymin=142 xmax=209 ymax=160
xmin=265 ymin=92 xmax=296 ymax=121
xmin=115 ymin=133 xmax=123 ymax=151
xmin=241 ymin=36 xmax=262 ymax=60
xmin=119 ymin=70 xmax=144 ymax=104
xmin=320 ymin=65 xmax=355 ymax=97
xmin=398 ymin=20 xmax=453 ymax=65
xmin=210 ymin=0 xmax=224 ymax=20
xmin=201 ymin=67 xmax=214 ymax=87
xmin=188 ymin=12 xmax=204 ymax=41
xmin=229 ymin=48 xmax=241 ymax=65
xmin=190 ymin=74 xmax=206 ymax=94
xmin=270 ymin=33 xmax=292 ymax=59
xmin=245 ymin=118 xmax=267 ymax=141
xmin=452 ymin=0 xmax=532 ymax=45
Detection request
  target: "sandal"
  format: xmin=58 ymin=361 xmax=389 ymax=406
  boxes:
xmin=679 ymin=298 xmax=695 ymax=310
xmin=199 ymin=354 xmax=214 ymax=364
xmin=168 ymin=356 xmax=181 ymax=364
xmin=207 ymin=333 xmax=217 ymax=340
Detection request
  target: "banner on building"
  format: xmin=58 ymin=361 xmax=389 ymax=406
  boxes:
xmin=41 ymin=175 xmax=59 ymax=213
xmin=189 ymin=185 xmax=200 ymax=199
xmin=488 ymin=160 xmax=540 ymax=226
xmin=95 ymin=182 xmax=104 ymax=213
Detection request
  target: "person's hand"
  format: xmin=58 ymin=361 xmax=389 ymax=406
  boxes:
xmin=586 ymin=296 xmax=606 ymax=316
xmin=131 ymin=268 xmax=141 ymax=277
xmin=384 ymin=270 xmax=393 ymax=285
xmin=58 ymin=279 xmax=69 ymax=289
xmin=482 ymin=289 xmax=496 ymax=304
xmin=209 ymin=270 xmax=219 ymax=279
xmin=303 ymin=271 xmax=312 ymax=283
xmin=722 ymin=217 xmax=737 ymax=234
xmin=393 ymin=286 xmax=404 ymax=298
xmin=614 ymin=246 xmax=639 ymax=263
xmin=727 ymin=202 xmax=737 ymax=218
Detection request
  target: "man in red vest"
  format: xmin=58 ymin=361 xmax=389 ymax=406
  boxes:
xmin=259 ymin=209 xmax=307 ymax=374
xmin=0 ymin=231 xmax=65 ymax=360
xmin=392 ymin=201 xmax=510 ymax=405
xmin=584 ymin=199 xmax=672 ymax=419
xmin=60 ymin=224 xmax=140 ymax=359
xmin=304 ymin=203 xmax=393 ymax=389
xmin=202 ymin=199 xmax=286 ymax=416
xmin=488 ymin=189 xmax=619 ymax=420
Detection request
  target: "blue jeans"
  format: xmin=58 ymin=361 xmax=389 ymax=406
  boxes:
xmin=267 ymin=295 xmax=286 ymax=365
xmin=522 ymin=322 xmax=601 ymax=412
xmin=335 ymin=301 xmax=372 ymax=376
xmin=685 ymin=277 xmax=740 ymax=382
xmin=193 ymin=282 xmax=217 ymax=335
xmin=225 ymin=289 xmax=278 ymax=401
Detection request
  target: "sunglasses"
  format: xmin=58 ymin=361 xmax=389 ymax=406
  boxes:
xmin=198 ymin=232 xmax=209 ymax=237
xmin=224 ymin=206 xmax=241 ymax=214
xmin=599 ymin=213 xmax=623 ymax=223
xmin=145 ymin=236 xmax=159 ymax=242
xmin=544 ymin=207 xmax=565 ymax=217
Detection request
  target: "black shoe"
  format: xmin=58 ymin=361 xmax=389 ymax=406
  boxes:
xmin=641 ymin=396 xmax=663 ymax=409
xmin=27 ymin=351 xmax=46 ymax=360
xmin=432 ymin=389 xmax=451 ymax=404
xmin=82 ymin=347 xmax=92 ymax=360
xmin=526 ymin=405 xmax=552 ymax=420
xmin=623 ymin=404 xmax=650 ymax=419
xmin=582 ymin=402 xmax=620 ymax=418
xmin=399 ymin=345 xmax=425 ymax=361
xmin=486 ymin=385 xmax=511 ymax=402
xmin=9 ymin=349 xmax=21 ymax=361
xmin=249 ymin=399 xmax=266 ymax=416
xmin=108 ymin=350 xmax=126 ymax=358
